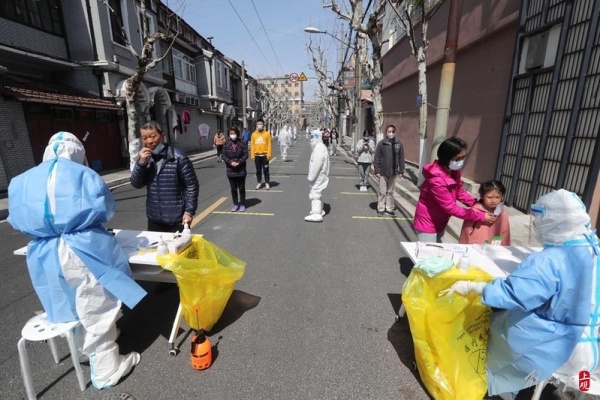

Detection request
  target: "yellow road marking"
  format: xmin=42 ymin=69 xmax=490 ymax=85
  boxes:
xmin=270 ymin=175 xmax=290 ymax=178
xmin=270 ymin=157 xmax=277 ymax=162
xmin=333 ymin=167 xmax=357 ymax=170
xmin=247 ymin=189 xmax=283 ymax=192
xmin=191 ymin=197 xmax=227 ymax=227
xmin=352 ymin=216 xmax=413 ymax=220
xmin=213 ymin=211 xmax=274 ymax=216
xmin=341 ymin=192 xmax=375 ymax=195
xmin=275 ymin=165 xmax=295 ymax=168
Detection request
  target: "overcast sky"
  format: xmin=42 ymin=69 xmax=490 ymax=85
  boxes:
xmin=178 ymin=0 xmax=355 ymax=100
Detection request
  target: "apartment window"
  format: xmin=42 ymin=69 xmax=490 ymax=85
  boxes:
xmin=223 ymin=66 xmax=229 ymax=90
xmin=173 ymin=49 xmax=196 ymax=83
xmin=0 ymin=0 xmax=64 ymax=35
xmin=108 ymin=0 xmax=127 ymax=46
xmin=215 ymin=60 xmax=222 ymax=87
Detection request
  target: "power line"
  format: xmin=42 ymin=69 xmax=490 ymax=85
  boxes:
xmin=226 ymin=0 xmax=277 ymax=75
xmin=249 ymin=0 xmax=284 ymax=73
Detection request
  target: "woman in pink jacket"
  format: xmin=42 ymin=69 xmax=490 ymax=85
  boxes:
xmin=413 ymin=138 xmax=496 ymax=242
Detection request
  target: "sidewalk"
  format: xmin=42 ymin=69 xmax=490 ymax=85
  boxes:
xmin=339 ymin=136 xmax=537 ymax=246
xmin=0 ymin=148 xmax=217 ymax=221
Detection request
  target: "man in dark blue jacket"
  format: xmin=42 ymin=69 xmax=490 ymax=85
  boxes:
xmin=131 ymin=121 xmax=199 ymax=232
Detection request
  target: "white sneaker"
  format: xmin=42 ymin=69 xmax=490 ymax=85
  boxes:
xmin=255 ymin=183 xmax=262 ymax=190
xmin=265 ymin=183 xmax=270 ymax=190
xmin=360 ymin=186 xmax=367 ymax=192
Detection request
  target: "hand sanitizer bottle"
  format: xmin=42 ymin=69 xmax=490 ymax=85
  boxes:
xmin=182 ymin=223 xmax=191 ymax=235
xmin=459 ymin=255 xmax=470 ymax=272
xmin=156 ymin=238 xmax=168 ymax=256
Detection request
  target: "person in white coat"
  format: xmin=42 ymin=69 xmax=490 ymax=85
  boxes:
xmin=305 ymin=130 xmax=330 ymax=222
xmin=8 ymin=132 xmax=146 ymax=389
xmin=278 ymin=123 xmax=293 ymax=161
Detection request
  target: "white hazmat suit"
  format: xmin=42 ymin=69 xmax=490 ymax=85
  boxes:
xmin=447 ymin=189 xmax=600 ymax=396
xmin=278 ymin=124 xmax=293 ymax=161
xmin=8 ymin=132 xmax=145 ymax=389
xmin=305 ymin=130 xmax=330 ymax=222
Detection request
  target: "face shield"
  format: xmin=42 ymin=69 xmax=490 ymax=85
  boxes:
xmin=42 ymin=131 xmax=88 ymax=166
xmin=529 ymin=189 xmax=591 ymax=246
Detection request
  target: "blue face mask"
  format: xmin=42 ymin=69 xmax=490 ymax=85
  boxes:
xmin=151 ymin=143 xmax=165 ymax=155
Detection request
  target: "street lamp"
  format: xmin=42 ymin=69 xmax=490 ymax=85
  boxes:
xmin=305 ymin=26 xmax=361 ymax=150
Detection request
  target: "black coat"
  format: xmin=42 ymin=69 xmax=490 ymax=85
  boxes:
xmin=130 ymin=144 xmax=199 ymax=224
xmin=222 ymin=139 xmax=248 ymax=177
xmin=373 ymin=139 xmax=405 ymax=177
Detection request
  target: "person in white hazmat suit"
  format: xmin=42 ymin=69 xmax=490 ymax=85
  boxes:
xmin=305 ymin=130 xmax=330 ymax=222
xmin=8 ymin=132 xmax=147 ymax=389
xmin=278 ymin=123 xmax=293 ymax=162
xmin=445 ymin=189 xmax=600 ymax=398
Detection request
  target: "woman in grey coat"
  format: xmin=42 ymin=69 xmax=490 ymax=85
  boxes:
xmin=355 ymin=130 xmax=375 ymax=191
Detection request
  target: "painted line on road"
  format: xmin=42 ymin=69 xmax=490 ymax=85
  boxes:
xmin=341 ymin=192 xmax=375 ymax=195
xmin=213 ymin=211 xmax=274 ymax=216
xmin=335 ymin=176 xmax=359 ymax=179
xmin=191 ymin=197 xmax=227 ymax=227
xmin=270 ymin=157 xmax=278 ymax=162
xmin=352 ymin=215 xmax=413 ymax=220
xmin=275 ymin=165 xmax=295 ymax=168
xmin=247 ymin=189 xmax=283 ymax=193
xmin=270 ymin=175 xmax=290 ymax=178
xmin=110 ymin=182 xmax=131 ymax=190
xmin=333 ymin=167 xmax=357 ymax=170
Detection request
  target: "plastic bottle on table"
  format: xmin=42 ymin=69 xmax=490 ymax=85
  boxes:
xmin=182 ymin=223 xmax=191 ymax=235
xmin=458 ymin=255 xmax=470 ymax=272
xmin=156 ymin=238 xmax=168 ymax=256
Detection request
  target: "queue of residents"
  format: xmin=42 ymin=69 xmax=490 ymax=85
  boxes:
xmin=5 ymin=119 xmax=600 ymax=398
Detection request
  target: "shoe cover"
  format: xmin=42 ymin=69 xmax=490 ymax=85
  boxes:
xmin=305 ymin=213 xmax=323 ymax=222
xmin=91 ymin=342 xmax=141 ymax=389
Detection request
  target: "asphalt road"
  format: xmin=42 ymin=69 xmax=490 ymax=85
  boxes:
xmin=0 ymin=137 xmax=594 ymax=400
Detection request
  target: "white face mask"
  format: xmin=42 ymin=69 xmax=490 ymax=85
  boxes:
xmin=448 ymin=159 xmax=464 ymax=170
xmin=257 ymin=125 xmax=264 ymax=131
xmin=229 ymin=135 xmax=237 ymax=141
xmin=386 ymin=132 xmax=395 ymax=140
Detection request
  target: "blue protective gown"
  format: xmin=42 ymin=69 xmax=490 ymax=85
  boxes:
xmin=482 ymin=245 xmax=595 ymax=395
xmin=8 ymin=157 xmax=146 ymax=323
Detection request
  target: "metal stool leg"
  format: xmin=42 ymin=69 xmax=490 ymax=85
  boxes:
xmin=17 ymin=337 xmax=37 ymax=400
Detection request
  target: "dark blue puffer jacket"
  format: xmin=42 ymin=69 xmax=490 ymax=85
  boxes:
xmin=130 ymin=144 xmax=199 ymax=225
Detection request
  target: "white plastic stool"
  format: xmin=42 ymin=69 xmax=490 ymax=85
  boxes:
xmin=17 ymin=313 xmax=87 ymax=399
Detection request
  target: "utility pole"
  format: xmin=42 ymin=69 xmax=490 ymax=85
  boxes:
xmin=354 ymin=37 xmax=362 ymax=151
xmin=241 ymin=60 xmax=248 ymax=130
xmin=430 ymin=0 xmax=463 ymax=161
xmin=338 ymin=22 xmax=344 ymax=135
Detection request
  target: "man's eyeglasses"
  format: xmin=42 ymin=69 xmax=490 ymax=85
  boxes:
xmin=387 ymin=131 xmax=396 ymax=134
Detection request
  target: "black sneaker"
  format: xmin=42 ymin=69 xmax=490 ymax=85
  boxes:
xmin=377 ymin=211 xmax=384 ymax=217
xmin=385 ymin=210 xmax=396 ymax=217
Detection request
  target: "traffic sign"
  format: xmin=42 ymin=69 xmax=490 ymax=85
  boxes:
xmin=289 ymin=72 xmax=299 ymax=83
xmin=299 ymin=72 xmax=308 ymax=82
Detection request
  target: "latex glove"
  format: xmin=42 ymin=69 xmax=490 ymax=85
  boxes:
xmin=441 ymin=281 xmax=487 ymax=296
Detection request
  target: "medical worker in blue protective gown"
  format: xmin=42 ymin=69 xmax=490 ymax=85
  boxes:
xmin=446 ymin=189 xmax=600 ymax=398
xmin=304 ymin=129 xmax=330 ymax=222
xmin=8 ymin=132 xmax=147 ymax=389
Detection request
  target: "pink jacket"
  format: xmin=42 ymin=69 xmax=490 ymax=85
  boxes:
xmin=413 ymin=160 xmax=486 ymax=234
xmin=459 ymin=202 xmax=511 ymax=245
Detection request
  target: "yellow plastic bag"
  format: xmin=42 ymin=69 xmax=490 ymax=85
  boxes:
xmin=157 ymin=235 xmax=246 ymax=331
xmin=402 ymin=265 xmax=493 ymax=400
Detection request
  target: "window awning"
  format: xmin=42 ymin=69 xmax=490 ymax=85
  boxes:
xmin=0 ymin=76 xmax=121 ymax=111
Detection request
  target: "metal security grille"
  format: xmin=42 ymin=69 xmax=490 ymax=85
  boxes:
xmin=497 ymin=0 xmax=600 ymax=212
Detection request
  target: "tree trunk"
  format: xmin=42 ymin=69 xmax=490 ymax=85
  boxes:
xmin=125 ymin=74 xmax=144 ymax=170
xmin=417 ymin=47 xmax=428 ymax=186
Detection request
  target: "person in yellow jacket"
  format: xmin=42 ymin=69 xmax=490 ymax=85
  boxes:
xmin=250 ymin=118 xmax=272 ymax=189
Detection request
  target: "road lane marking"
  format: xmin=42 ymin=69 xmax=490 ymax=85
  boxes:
xmin=352 ymin=215 xmax=413 ymax=220
xmin=333 ymin=167 xmax=357 ymax=170
xmin=212 ymin=211 xmax=274 ymax=216
xmin=270 ymin=175 xmax=290 ymax=178
xmin=109 ymin=182 xmax=131 ymax=190
xmin=335 ymin=176 xmax=359 ymax=179
xmin=270 ymin=157 xmax=277 ymax=162
xmin=247 ymin=189 xmax=283 ymax=192
xmin=191 ymin=197 xmax=227 ymax=227
xmin=341 ymin=192 xmax=375 ymax=195
xmin=275 ymin=165 xmax=294 ymax=168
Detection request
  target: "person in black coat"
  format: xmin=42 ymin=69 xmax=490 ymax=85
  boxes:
xmin=222 ymin=126 xmax=249 ymax=212
xmin=130 ymin=121 xmax=199 ymax=232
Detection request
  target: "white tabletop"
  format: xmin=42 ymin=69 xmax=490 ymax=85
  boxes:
xmin=400 ymin=242 xmax=542 ymax=278
xmin=13 ymin=229 xmax=202 ymax=283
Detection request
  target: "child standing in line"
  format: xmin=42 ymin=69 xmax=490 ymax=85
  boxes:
xmin=459 ymin=180 xmax=511 ymax=245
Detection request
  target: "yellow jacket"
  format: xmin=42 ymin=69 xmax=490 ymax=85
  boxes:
xmin=250 ymin=130 xmax=272 ymax=159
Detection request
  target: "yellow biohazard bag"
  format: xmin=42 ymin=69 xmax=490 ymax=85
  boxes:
xmin=402 ymin=265 xmax=493 ymax=400
xmin=157 ymin=235 xmax=246 ymax=331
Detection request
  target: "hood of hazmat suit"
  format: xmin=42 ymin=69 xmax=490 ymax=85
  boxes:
xmin=482 ymin=189 xmax=600 ymax=395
